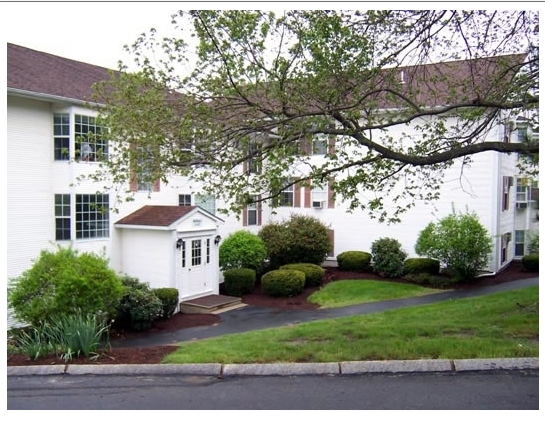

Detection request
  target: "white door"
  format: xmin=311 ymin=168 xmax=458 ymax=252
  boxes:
xmin=180 ymin=236 xmax=212 ymax=298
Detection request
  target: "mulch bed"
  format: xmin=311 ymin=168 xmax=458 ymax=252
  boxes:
xmin=7 ymin=261 xmax=537 ymax=366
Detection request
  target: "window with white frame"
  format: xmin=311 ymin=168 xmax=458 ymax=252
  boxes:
xmin=53 ymin=113 xmax=70 ymax=161
xmin=515 ymin=230 xmax=525 ymax=257
xmin=179 ymin=194 xmax=192 ymax=206
xmin=502 ymin=176 xmax=513 ymax=211
xmin=247 ymin=195 xmax=259 ymax=225
xmin=75 ymin=194 xmax=110 ymax=239
xmin=247 ymin=140 xmax=262 ymax=174
xmin=195 ymin=194 xmax=216 ymax=215
xmin=54 ymin=194 xmax=71 ymax=240
xmin=311 ymin=133 xmax=328 ymax=155
xmin=74 ymin=114 xmax=108 ymax=162
xmin=191 ymin=239 xmax=202 ymax=266
xmin=311 ymin=181 xmax=327 ymax=207
xmin=516 ymin=184 xmax=528 ymax=202
xmin=279 ymin=180 xmax=294 ymax=207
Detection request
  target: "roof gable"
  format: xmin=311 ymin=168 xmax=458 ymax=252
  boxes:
xmin=115 ymin=205 xmax=223 ymax=228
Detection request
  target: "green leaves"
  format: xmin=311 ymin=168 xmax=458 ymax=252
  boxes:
xmin=89 ymin=10 xmax=538 ymax=223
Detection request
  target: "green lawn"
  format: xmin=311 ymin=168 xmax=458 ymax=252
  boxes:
xmin=307 ymin=279 xmax=445 ymax=308
xmin=163 ymin=286 xmax=539 ymax=364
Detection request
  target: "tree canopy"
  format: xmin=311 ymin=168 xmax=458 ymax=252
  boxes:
xmin=92 ymin=10 xmax=539 ymax=222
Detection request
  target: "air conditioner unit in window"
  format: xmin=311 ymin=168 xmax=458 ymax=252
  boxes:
xmin=516 ymin=202 xmax=528 ymax=209
xmin=312 ymin=200 xmax=324 ymax=209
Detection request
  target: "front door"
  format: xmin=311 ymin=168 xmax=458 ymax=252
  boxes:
xmin=180 ymin=236 xmax=212 ymax=298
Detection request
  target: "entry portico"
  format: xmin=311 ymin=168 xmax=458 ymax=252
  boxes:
xmin=115 ymin=205 xmax=224 ymax=304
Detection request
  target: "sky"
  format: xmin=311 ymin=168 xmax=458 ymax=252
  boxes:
xmin=2 ymin=2 xmax=538 ymax=71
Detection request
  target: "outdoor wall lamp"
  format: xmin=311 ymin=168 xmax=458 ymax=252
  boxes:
xmin=176 ymin=238 xmax=184 ymax=250
xmin=214 ymin=235 xmax=222 ymax=245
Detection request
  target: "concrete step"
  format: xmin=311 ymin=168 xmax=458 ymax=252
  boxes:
xmin=180 ymin=294 xmax=246 ymax=314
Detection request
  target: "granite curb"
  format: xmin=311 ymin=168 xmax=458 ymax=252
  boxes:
xmin=7 ymin=357 xmax=538 ymax=377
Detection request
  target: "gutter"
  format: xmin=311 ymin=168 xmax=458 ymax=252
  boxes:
xmin=7 ymin=87 xmax=104 ymax=108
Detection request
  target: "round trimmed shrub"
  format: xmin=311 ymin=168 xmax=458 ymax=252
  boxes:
xmin=219 ymin=230 xmax=267 ymax=271
xmin=336 ymin=251 xmax=372 ymax=272
xmin=403 ymin=258 xmax=440 ymax=275
xmin=261 ymin=269 xmax=305 ymax=297
xmin=522 ymin=254 xmax=539 ymax=272
xmin=280 ymin=263 xmax=325 ymax=287
xmin=259 ymin=214 xmax=331 ymax=268
xmin=371 ymin=237 xmax=407 ymax=278
xmin=152 ymin=288 xmax=179 ymax=319
xmin=7 ymin=246 xmax=124 ymax=326
xmin=222 ymin=268 xmax=256 ymax=296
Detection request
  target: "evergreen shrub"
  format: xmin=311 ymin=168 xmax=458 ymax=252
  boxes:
xmin=261 ymin=269 xmax=305 ymax=297
xmin=280 ymin=263 xmax=325 ymax=287
xmin=219 ymin=230 xmax=267 ymax=271
xmin=152 ymin=288 xmax=179 ymax=319
xmin=522 ymin=254 xmax=539 ymax=272
xmin=371 ymin=237 xmax=407 ymax=278
xmin=403 ymin=258 xmax=440 ymax=275
xmin=336 ymin=251 xmax=372 ymax=272
xmin=222 ymin=268 xmax=256 ymax=296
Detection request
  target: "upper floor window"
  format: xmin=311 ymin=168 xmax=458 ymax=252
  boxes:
xmin=53 ymin=113 xmax=108 ymax=162
xmin=279 ymin=180 xmax=294 ymax=207
xmin=247 ymin=140 xmax=262 ymax=174
xmin=311 ymin=133 xmax=328 ymax=155
xmin=502 ymin=176 xmax=513 ymax=211
xmin=196 ymin=193 xmax=216 ymax=216
xmin=179 ymin=194 xmax=192 ymax=206
xmin=53 ymin=113 xmax=70 ymax=161
xmin=75 ymin=114 xmax=108 ymax=162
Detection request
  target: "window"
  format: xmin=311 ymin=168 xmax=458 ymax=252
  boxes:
xmin=75 ymin=194 xmax=109 ymax=239
xmin=206 ymin=239 xmax=210 ymax=264
xmin=245 ymin=195 xmax=260 ymax=226
xmin=502 ymin=176 xmax=513 ymax=211
xmin=195 ymin=194 xmax=216 ymax=215
xmin=247 ymin=140 xmax=262 ymax=174
xmin=179 ymin=194 xmax=192 ymax=206
xmin=54 ymin=113 xmax=70 ymax=161
xmin=515 ymin=230 xmax=525 ymax=257
xmin=74 ymin=114 xmax=108 ymax=162
xmin=191 ymin=240 xmax=202 ymax=266
xmin=279 ymin=181 xmax=294 ymax=207
xmin=54 ymin=194 xmax=71 ymax=240
xmin=181 ymin=242 xmax=186 ymax=268
xmin=311 ymin=182 xmax=327 ymax=207
xmin=501 ymin=232 xmax=511 ymax=264
xmin=311 ymin=133 xmax=328 ymax=155
xmin=516 ymin=184 xmax=528 ymax=202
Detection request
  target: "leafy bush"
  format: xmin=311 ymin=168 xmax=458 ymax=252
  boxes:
xmin=403 ymin=258 xmax=440 ymax=275
xmin=522 ymin=254 xmax=539 ymax=272
xmin=527 ymin=231 xmax=539 ymax=254
xmin=219 ymin=230 xmax=267 ymax=271
xmin=336 ymin=251 xmax=372 ymax=272
xmin=12 ymin=312 xmax=110 ymax=362
xmin=415 ymin=210 xmax=492 ymax=281
xmin=222 ymin=268 xmax=256 ymax=296
xmin=152 ymin=288 xmax=179 ymax=319
xmin=7 ymin=246 xmax=124 ymax=326
xmin=115 ymin=276 xmax=163 ymax=331
xmin=261 ymin=269 xmax=305 ymax=297
xmin=259 ymin=214 xmax=331 ymax=268
xmin=280 ymin=263 xmax=325 ymax=287
xmin=371 ymin=238 xmax=407 ymax=278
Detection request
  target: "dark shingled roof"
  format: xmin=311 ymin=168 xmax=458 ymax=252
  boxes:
xmin=115 ymin=205 xmax=197 ymax=227
xmin=7 ymin=42 xmax=115 ymax=102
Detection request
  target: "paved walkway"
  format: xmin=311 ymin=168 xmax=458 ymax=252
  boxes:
xmin=8 ymin=277 xmax=539 ymax=377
